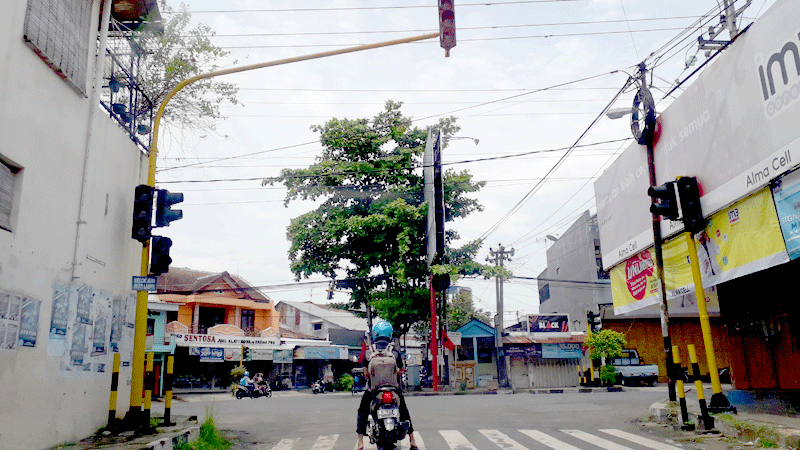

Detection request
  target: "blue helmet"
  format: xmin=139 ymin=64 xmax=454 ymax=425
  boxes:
xmin=372 ymin=321 xmax=393 ymax=342
xmin=244 ymin=371 xmax=249 ymax=377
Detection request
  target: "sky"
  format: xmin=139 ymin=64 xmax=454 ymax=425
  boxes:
xmin=152 ymin=0 xmax=777 ymax=327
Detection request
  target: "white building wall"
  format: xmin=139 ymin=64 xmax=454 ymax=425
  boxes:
xmin=0 ymin=1 xmax=147 ymax=448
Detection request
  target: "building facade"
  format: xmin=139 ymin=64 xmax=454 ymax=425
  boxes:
xmin=0 ymin=0 xmax=158 ymax=447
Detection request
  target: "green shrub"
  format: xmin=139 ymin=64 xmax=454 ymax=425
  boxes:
xmin=599 ymin=365 xmax=617 ymax=386
xmin=335 ymin=374 xmax=354 ymax=392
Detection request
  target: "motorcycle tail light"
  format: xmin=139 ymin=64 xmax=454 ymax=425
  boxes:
xmin=381 ymin=391 xmax=394 ymax=404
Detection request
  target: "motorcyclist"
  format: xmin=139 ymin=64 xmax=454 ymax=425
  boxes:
xmin=239 ymin=370 xmax=254 ymax=393
xmin=356 ymin=321 xmax=418 ymax=450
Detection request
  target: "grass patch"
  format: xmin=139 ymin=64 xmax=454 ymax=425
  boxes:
xmin=175 ymin=407 xmax=232 ymax=450
xmin=714 ymin=413 xmax=779 ymax=448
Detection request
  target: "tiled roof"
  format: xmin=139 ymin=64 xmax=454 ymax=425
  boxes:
xmin=156 ymin=267 xmax=270 ymax=303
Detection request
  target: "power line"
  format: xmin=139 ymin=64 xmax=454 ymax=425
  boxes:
xmin=168 ymin=1 xmax=588 ymax=14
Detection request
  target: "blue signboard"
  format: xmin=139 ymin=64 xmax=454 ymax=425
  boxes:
xmin=541 ymin=343 xmax=582 ymax=359
xmin=772 ymin=170 xmax=800 ymax=260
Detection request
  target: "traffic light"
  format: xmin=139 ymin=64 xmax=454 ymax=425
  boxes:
xmin=155 ymin=189 xmax=184 ymax=228
xmin=677 ymin=176 xmax=706 ymax=233
xmin=243 ymin=347 xmax=251 ymax=361
xmin=587 ymin=310 xmax=601 ymax=332
xmin=647 ymin=181 xmax=679 ymax=221
xmin=132 ymin=185 xmax=154 ymax=242
xmin=438 ymin=0 xmax=456 ymax=56
xmin=150 ymin=236 xmax=173 ymax=276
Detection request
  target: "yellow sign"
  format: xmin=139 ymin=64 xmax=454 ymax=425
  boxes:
xmin=611 ymin=187 xmax=787 ymax=314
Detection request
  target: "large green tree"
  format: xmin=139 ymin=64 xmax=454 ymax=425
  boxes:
xmin=267 ymin=101 xmax=494 ymax=335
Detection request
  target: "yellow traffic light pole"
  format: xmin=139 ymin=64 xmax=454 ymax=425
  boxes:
xmin=127 ymin=32 xmax=439 ymax=427
xmin=684 ymin=231 xmax=732 ymax=412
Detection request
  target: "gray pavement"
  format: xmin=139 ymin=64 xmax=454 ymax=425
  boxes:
xmin=52 ymin=384 xmax=800 ymax=450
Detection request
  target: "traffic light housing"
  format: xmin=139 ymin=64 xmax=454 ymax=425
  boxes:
xmin=243 ymin=346 xmax=251 ymax=361
xmin=438 ymin=0 xmax=456 ymax=56
xmin=587 ymin=310 xmax=601 ymax=332
xmin=150 ymin=236 xmax=173 ymax=276
xmin=132 ymin=185 xmax=154 ymax=242
xmin=677 ymin=176 xmax=705 ymax=233
xmin=647 ymin=181 xmax=679 ymax=221
xmin=155 ymin=189 xmax=184 ymax=228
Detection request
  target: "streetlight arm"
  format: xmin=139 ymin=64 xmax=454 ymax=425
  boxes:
xmin=146 ymin=31 xmax=440 ymax=185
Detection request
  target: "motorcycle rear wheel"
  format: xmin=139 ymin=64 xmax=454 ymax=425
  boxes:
xmin=235 ymin=390 xmax=244 ymax=400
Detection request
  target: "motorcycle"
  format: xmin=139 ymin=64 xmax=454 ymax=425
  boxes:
xmin=234 ymin=384 xmax=261 ymax=399
xmin=254 ymin=380 xmax=272 ymax=398
xmin=311 ymin=380 xmax=326 ymax=394
xmin=366 ymin=386 xmax=409 ymax=450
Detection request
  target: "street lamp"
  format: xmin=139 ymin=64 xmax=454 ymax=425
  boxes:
xmin=449 ymin=136 xmax=479 ymax=145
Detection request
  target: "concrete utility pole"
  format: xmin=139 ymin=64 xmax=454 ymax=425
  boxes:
xmin=487 ymin=244 xmax=513 ymax=389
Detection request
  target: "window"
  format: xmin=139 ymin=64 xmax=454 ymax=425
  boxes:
xmin=146 ymin=318 xmax=155 ymax=336
xmin=0 ymin=159 xmax=22 ymax=232
xmin=313 ymin=322 xmax=322 ymax=331
xmin=241 ymin=310 xmax=255 ymax=331
xmin=538 ymin=284 xmax=550 ymax=304
xmin=476 ymin=337 xmax=494 ymax=363
xmin=457 ymin=337 xmax=474 ymax=361
xmin=23 ymin=0 xmax=93 ymax=95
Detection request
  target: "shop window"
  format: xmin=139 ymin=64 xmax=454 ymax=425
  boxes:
xmin=23 ymin=0 xmax=92 ymax=95
xmin=476 ymin=337 xmax=494 ymax=363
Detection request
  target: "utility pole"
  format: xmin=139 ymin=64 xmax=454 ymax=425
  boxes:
xmin=487 ymin=244 xmax=513 ymax=389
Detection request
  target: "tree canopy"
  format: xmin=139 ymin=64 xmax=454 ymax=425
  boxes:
xmin=267 ymin=101 xmax=496 ymax=335
xmin=130 ymin=0 xmax=239 ymax=132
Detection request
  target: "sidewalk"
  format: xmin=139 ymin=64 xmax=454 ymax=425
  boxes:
xmin=649 ymin=384 xmax=800 ymax=449
xmin=58 ymin=384 xmax=800 ymax=450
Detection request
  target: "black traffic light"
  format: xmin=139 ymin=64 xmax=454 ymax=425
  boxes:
xmin=647 ymin=181 xmax=679 ymax=221
xmin=677 ymin=177 xmax=706 ymax=233
xmin=150 ymin=236 xmax=173 ymax=276
xmin=155 ymin=189 xmax=184 ymax=228
xmin=132 ymin=185 xmax=154 ymax=242
xmin=438 ymin=0 xmax=456 ymax=56
xmin=587 ymin=310 xmax=601 ymax=332
xmin=243 ymin=347 xmax=251 ymax=361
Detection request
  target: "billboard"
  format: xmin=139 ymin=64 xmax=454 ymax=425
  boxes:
xmin=610 ymin=187 xmax=788 ymax=314
xmin=528 ymin=315 xmax=569 ymax=333
xmin=595 ymin=0 xmax=800 ymax=270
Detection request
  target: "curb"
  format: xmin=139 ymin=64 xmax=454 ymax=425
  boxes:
xmin=142 ymin=427 xmax=199 ymax=450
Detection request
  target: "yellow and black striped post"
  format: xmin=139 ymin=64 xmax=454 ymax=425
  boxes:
xmin=673 ymin=346 xmax=691 ymax=428
xmin=161 ymin=356 xmax=175 ymax=426
xmin=108 ymin=353 xmax=121 ymax=427
xmin=143 ymin=352 xmax=154 ymax=428
xmin=579 ymin=365 xmax=586 ymax=385
xmin=689 ymin=344 xmax=714 ymax=430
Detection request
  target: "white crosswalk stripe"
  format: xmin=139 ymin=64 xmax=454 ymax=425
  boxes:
xmin=561 ymin=429 xmax=636 ymax=450
xmin=269 ymin=428 xmax=683 ymax=450
xmin=270 ymin=438 xmax=300 ymax=450
xmin=310 ymin=434 xmax=339 ymax=450
xmin=520 ymin=429 xmax=583 ymax=450
xmin=440 ymin=429 xmax=479 ymax=450
xmin=599 ymin=429 xmax=684 ymax=450
xmin=479 ymin=429 xmax=529 ymax=450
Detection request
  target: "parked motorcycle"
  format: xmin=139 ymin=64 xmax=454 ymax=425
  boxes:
xmin=366 ymin=386 xmax=409 ymax=450
xmin=234 ymin=384 xmax=261 ymax=399
xmin=311 ymin=380 xmax=326 ymax=394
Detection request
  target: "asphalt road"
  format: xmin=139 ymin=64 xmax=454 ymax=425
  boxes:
xmin=166 ymin=388 xmax=729 ymax=450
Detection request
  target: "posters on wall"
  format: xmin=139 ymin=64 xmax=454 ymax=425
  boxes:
xmin=18 ymin=298 xmax=41 ymax=347
xmin=47 ymin=282 xmax=119 ymax=375
xmin=0 ymin=291 xmax=22 ymax=350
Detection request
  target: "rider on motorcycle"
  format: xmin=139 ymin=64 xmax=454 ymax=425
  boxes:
xmin=355 ymin=321 xmax=418 ymax=450
xmin=240 ymin=370 xmax=254 ymax=393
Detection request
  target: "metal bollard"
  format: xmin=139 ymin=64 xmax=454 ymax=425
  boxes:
xmin=672 ymin=346 xmax=692 ymax=429
xmin=108 ymin=353 xmax=121 ymax=427
xmin=688 ymin=344 xmax=714 ymax=430
xmin=143 ymin=352 xmax=154 ymax=428
xmin=162 ymin=356 xmax=175 ymax=426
